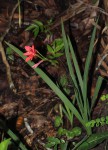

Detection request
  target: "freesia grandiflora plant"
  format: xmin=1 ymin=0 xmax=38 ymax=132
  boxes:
xmin=6 ymin=21 xmax=104 ymax=148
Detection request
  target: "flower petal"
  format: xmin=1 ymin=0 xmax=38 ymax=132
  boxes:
xmin=25 ymin=55 xmax=34 ymax=62
xmin=25 ymin=46 xmax=31 ymax=51
xmin=32 ymin=60 xmax=44 ymax=68
xmin=32 ymin=45 xmax=35 ymax=50
xmin=24 ymin=52 xmax=31 ymax=56
xmin=25 ymin=57 xmax=31 ymax=62
xmin=32 ymin=45 xmax=37 ymax=53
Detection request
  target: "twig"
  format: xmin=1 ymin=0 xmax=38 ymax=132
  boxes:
xmin=0 ymin=1 xmax=22 ymax=92
xmin=0 ymin=2 xmax=21 ymax=42
xmin=96 ymin=54 xmax=108 ymax=71
xmin=24 ymin=118 xmax=33 ymax=134
xmin=0 ymin=42 xmax=15 ymax=90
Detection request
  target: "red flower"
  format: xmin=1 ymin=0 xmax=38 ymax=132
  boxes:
xmin=24 ymin=45 xmax=36 ymax=62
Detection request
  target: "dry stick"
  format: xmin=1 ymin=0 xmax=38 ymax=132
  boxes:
xmin=0 ymin=41 xmax=16 ymax=92
xmin=0 ymin=2 xmax=20 ymax=42
xmin=0 ymin=42 xmax=14 ymax=89
xmin=0 ymin=2 xmax=22 ymax=92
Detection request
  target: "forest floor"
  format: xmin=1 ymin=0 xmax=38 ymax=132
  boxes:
xmin=0 ymin=0 xmax=108 ymax=150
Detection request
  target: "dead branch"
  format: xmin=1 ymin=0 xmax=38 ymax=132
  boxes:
xmin=0 ymin=42 xmax=15 ymax=90
xmin=0 ymin=1 xmax=22 ymax=92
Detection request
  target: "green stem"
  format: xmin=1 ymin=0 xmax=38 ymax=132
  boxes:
xmin=86 ymin=126 xmax=92 ymax=136
xmin=7 ymin=129 xmax=28 ymax=150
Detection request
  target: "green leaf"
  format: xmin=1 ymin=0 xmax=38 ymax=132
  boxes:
xmin=72 ymin=127 xmax=82 ymax=136
xmin=6 ymin=47 xmax=14 ymax=55
xmin=62 ymin=106 xmax=73 ymax=124
xmin=106 ymin=116 xmax=108 ymax=121
xmin=60 ymin=141 xmax=68 ymax=150
xmin=58 ymin=127 xmax=64 ymax=136
xmin=54 ymin=116 xmax=63 ymax=127
xmin=91 ymin=76 xmax=103 ymax=110
xmin=59 ymin=74 xmax=68 ymax=86
xmin=47 ymin=55 xmax=55 ymax=59
xmin=86 ymin=120 xmax=96 ymax=127
xmin=7 ymin=129 xmax=28 ymax=150
xmin=106 ymin=94 xmax=108 ymax=99
xmin=100 ymin=117 xmax=105 ymax=122
xmin=33 ymin=20 xmax=43 ymax=26
xmin=77 ymin=131 xmax=108 ymax=150
xmin=53 ymin=38 xmax=63 ymax=46
xmin=54 ymin=39 xmax=64 ymax=52
xmin=100 ymin=95 xmax=106 ymax=101
xmin=66 ymin=131 xmax=75 ymax=139
xmin=61 ymin=129 xmax=68 ymax=136
xmin=33 ymin=26 xmax=39 ymax=38
xmin=0 ymin=139 xmax=11 ymax=150
xmin=54 ymin=43 xmax=64 ymax=52
xmin=61 ymin=22 xmax=77 ymax=90
xmin=47 ymin=137 xmax=60 ymax=144
xmin=50 ymin=59 xmax=58 ymax=65
xmin=67 ymin=36 xmax=83 ymax=92
xmin=47 ymin=44 xmax=54 ymax=53
xmin=62 ymin=21 xmax=84 ymax=117
xmin=6 ymin=47 xmax=14 ymax=61
xmin=83 ymin=20 xmax=97 ymax=119
xmin=33 ymin=20 xmax=44 ymax=31
xmin=45 ymin=142 xmax=56 ymax=148
xmin=54 ymin=52 xmax=63 ymax=58
xmin=25 ymin=24 xmax=36 ymax=31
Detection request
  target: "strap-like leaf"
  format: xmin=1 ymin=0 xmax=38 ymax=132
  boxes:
xmin=83 ymin=21 xmax=97 ymax=119
xmin=91 ymin=76 xmax=103 ymax=110
xmin=62 ymin=22 xmax=84 ymax=116
xmin=67 ymin=36 xmax=83 ymax=92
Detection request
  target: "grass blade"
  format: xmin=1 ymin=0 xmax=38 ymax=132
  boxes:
xmin=91 ymin=76 xmax=103 ymax=110
xmin=61 ymin=22 xmax=78 ymax=89
xmin=67 ymin=36 xmax=83 ymax=92
xmin=83 ymin=23 xmax=97 ymax=119
xmin=62 ymin=22 xmax=84 ymax=115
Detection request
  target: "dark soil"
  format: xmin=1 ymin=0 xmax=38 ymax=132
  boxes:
xmin=0 ymin=0 xmax=108 ymax=150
